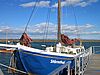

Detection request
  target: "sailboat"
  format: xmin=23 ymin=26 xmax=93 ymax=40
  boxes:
xmin=0 ymin=0 xmax=86 ymax=75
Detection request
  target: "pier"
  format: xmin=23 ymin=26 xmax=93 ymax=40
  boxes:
xmin=79 ymin=46 xmax=100 ymax=75
xmin=84 ymin=54 xmax=100 ymax=75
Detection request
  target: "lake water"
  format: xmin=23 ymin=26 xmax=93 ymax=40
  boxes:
xmin=0 ymin=42 xmax=100 ymax=75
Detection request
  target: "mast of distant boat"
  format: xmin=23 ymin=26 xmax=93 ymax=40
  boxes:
xmin=58 ymin=0 xmax=61 ymax=43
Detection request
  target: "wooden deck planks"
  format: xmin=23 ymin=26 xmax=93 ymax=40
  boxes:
xmin=84 ymin=54 xmax=100 ymax=75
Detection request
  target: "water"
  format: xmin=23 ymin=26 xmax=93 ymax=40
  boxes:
xmin=0 ymin=42 xmax=100 ymax=75
xmin=0 ymin=53 xmax=12 ymax=75
xmin=82 ymin=42 xmax=100 ymax=49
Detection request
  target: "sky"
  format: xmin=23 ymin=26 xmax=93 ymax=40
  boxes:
xmin=0 ymin=0 xmax=100 ymax=40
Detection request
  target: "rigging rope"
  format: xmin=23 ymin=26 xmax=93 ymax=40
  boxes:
xmin=69 ymin=0 xmax=82 ymax=46
xmin=24 ymin=0 xmax=39 ymax=33
xmin=62 ymin=0 xmax=68 ymax=34
xmin=20 ymin=0 xmax=40 ymax=46
xmin=63 ymin=0 xmax=80 ymax=38
xmin=72 ymin=7 xmax=80 ymax=38
xmin=43 ymin=0 xmax=52 ymax=43
xmin=69 ymin=0 xmax=80 ymax=38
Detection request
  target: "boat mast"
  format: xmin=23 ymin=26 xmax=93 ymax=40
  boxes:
xmin=58 ymin=0 xmax=61 ymax=43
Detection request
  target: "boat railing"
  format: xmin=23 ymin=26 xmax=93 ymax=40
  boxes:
xmin=48 ymin=46 xmax=93 ymax=75
xmin=75 ymin=46 xmax=100 ymax=75
xmin=74 ymin=46 xmax=93 ymax=75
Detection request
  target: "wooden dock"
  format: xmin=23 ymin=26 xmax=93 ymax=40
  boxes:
xmin=84 ymin=54 xmax=100 ymax=75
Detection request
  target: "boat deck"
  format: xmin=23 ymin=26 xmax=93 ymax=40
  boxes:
xmin=84 ymin=54 xmax=100 ymax=75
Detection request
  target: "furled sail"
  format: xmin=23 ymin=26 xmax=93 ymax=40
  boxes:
xmin=20 ymin=33 xmax=32 ymax=46
xmin=61 ymin=34 xmax=80 ymax=45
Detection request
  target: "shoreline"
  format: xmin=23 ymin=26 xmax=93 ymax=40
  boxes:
xmin=0 ymin=39 xmax=100 ymax=42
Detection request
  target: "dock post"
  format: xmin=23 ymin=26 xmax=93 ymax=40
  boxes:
xmin=89 ymin=46 xmax=93 ymax=56
xmin=93 ymin=46 xmax=95 ymax=54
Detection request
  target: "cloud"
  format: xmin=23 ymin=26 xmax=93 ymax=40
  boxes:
xmin=19 ymin=0 xmax=98 ymax=8
xmin=19 ymin=1 xmax=50 ymax=7
xmin=81 ymin=31 xmax=100 ymax=35
xmin=0 ymin=23 xmax=99 ymax=39
xmin=76 ymin=0 xmax=98 ymax=7
xmin=28 ymin=23 xmax=100 ymax=39
xmin=28 ymin=22 xmax=95 ymax=36
xmin=0 ymin=26 xmax=12 ymax=32
xmin=89 ymin=0 xmax=98 ymax=3
xmin=76 ymin=2 xmax=89 ymax=7
xmin=0 ymin=25 xmax=24 ymax=34
xmin=52 ymin=0 xmax=98 ymax=8
xmin=0 ymin=23 xmax=95 ymax=35
xmin=61 ymin=24 xmax=94 ymax=34
xmin=28 ymin=22 xmax=57 ymax=35
xmin=52 ymin=0 xmax=81 ymax=8
xmin=0 ymin=30 xmax=2 ymax=32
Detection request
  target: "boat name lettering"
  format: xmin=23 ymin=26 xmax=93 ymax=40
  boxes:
xmin=50 ymin=60 xmax=65 ymax=64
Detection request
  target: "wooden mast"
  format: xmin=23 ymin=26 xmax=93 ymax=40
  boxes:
xmin=58 ymin=0 xmax=61 ymax=43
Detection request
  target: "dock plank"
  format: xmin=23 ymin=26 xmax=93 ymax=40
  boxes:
xmin=84 ymin=54 xmax=100 ymax=75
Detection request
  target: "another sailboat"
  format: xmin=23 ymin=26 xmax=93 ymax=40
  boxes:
xmin=0 ymin=0 xmax=86 ymax=75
